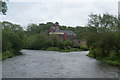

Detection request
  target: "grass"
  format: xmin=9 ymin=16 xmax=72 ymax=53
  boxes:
xmin=1 ymin=50 xmax=14 ymax=60
xmin=101 ymin=59 xmax=119 ymax=66
xmin=59 ymin=48 xmax=81 ymax=52
xmin=46 ymin=47 xmax=81 ymax=52
xmin=87 ymin=51 xmax=120 ymax=66
xmin=0 ymin=50 xmax=23 ymax=61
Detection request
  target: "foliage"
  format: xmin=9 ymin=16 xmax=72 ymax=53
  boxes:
xmin=64 ymin=39 xmax=73 ymax=48
xmin=25 ymin=32 xmax=49 ymax=50
xmin=1 ymin=13 xmax=119 ymax=66
xmin=59 ymin=48 xmax=80 ymax=52
xmin=2 ymin=21 xmax=25 ymax=60
xmin=87 ymin=13 xmax=119 ymax=66
xmin=2 ymin=50 xmax=14 ymax=60
xmin=27 ymin=22 xmax=54 ymax=34
xmin=80 ymin=46 xmax=89 ymax=51
xmin=0 ymin=1 xmax=7 ymax=15
xmin=49 ymin=34 xmax=63 ymax=48
xmin=88 ymin=13 xmax=118 ymax=28
xmin=46 ymin=47 xmax=59 ymax=51
xmin=46 ymin=47 xmax=80 ymax=52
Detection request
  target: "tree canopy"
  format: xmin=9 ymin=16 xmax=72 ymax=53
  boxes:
xmin=0 ymin=0 xmax=7 ymax=15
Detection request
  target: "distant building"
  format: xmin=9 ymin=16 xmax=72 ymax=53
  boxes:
xmin=49 ymin=22 xmax=76 ymax=41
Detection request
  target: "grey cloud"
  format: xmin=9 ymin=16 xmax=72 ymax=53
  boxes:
xmin=1 ymin=1 xmax=118 ymax=29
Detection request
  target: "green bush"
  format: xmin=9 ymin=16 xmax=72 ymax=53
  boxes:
xmin=87 ymin=48 xmax=103 ymax=58
xmin=88 ymin=49 xmax=120 ymax=66
xmin=59 ymin=48 xmax=80 ymax=52
xmin=46 ymin=47 xmax=59 ymax=51
xmin=101 ymin=58 xmax=120 ymax=66
xmin=64 ymin=39 xmax=73 ymax=47
xmin=80 ymin=46 xmax=89 ymax=51
xmin=87 ymin=50 xmax=94 ymax=57
xmin=94 ymin=48 xmax=103 ymax=57
xmin=108 ymin=53 xmax=119 ymax=61
xmin=2 ymin=50 xmax=14 ymax=60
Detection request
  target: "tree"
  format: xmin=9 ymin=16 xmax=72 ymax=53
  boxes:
xmin=64 ymin=39 xmax=73 ymax=48
xmin=2 ymin=21 xmax=24 ymax=55
xmin=49 ymin=34 xmax=63 ymax=48
xmin=87 ymin=13 xmax=119 ymax=58
xmin=27 ymin=22 xmax=54 ymax=34
xmin=25 ymin=34 xmax=37 ymax=49
xmin=88 ymin=13 xmax=118 ymax=29
xmin=27 ymin=23 xmax=39 ymax=34
xmin=35 ymin=32 xmax=49 ymax=49
xmin=0 ymin=0 xmax=8 ymax=15
xmin=25 ymin=32 xmax=49 ymax=49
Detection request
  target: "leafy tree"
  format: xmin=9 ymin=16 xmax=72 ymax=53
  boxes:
xmin=0 ymin=1 xmax=8 ymax=15
xmin=64 ymin=39 xmax=73 ymax=48
xmin=25 ymin=32 xmax=49 ymax=49
xmin=35 ymin=32 xmax=49 ymax=49
xmin=27 ymin=24 xmax=39 ymax=34
xmin=27 ymin=22 xmax=54 ymax=34
xmin=88 ymin=13 xmax=118 ymax=29
xmin=49 ymin=34 xmax=63 ymax=48
xmin=2 ymin=21 xmax=24 ymax=56
xmin=87 ymin=13 xmax=119 ymax=58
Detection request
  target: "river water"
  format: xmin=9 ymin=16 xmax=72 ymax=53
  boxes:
xmin=2 ymin=50 xmax=119 ymax=78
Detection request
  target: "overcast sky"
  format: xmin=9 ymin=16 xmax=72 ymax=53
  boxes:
xmin=0 ymin=0 xmax=119 ymax=29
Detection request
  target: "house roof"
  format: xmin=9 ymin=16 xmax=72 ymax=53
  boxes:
xmin=50 ymin=27 xmax=76 ymax=36
xmin=57 ymin=30 xmax=76 ymax=36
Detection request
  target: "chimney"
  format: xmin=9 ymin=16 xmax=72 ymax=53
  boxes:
xmin=55 ymin=22 xmax=59 ymax=30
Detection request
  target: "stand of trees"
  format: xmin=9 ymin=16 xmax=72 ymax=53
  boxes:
xmin=1 ymin=21 xmax=25 ymax=60
xmin=86 ymin=13 xmax=120 ymax=66
xmin=1 ymin=13 xmax=120 ymax=66
xmin=0 ymin=0 xmax=7 ymax=15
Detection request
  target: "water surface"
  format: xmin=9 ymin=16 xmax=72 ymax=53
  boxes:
xmin=2 ymin=50 xmax=119 ymax=78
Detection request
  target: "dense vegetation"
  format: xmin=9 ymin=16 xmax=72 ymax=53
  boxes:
xmin=1 ymin=13 xmax=120 ymax=66
xmin=0 ymin=0 xmax=7 ymax=15
xmin=0 ymin=21 xmax=85 ymax=60
xmin=24 ymin=22 xmax=87 ymax=51
xmin=86 ymin=13 xmax=120 ymax=66
xmin=1 ymin=21 xmax=25 ymax=60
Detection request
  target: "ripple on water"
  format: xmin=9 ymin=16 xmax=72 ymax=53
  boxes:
xmin=2 ymin=50 xmax=119 ymax=78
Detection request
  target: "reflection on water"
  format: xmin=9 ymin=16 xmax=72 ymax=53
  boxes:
xmin=2 ymin=50 xmax=119 ymax=78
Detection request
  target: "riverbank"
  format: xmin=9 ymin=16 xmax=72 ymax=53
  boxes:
xmin=0 ymin=51 xmax=22 ymax=61
xmin=0 ymin=47 xmax=88 ymax=60
xmin=87 ymin=52 xmax=120 ymax=67
xmin=46 ymin=47 xmax=89 ymax=52
xmin=3 ymin=50 xmax=118 ymax=78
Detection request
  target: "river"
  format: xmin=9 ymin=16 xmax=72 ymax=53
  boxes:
xmin=2 ymin=50 xmax=119 ymax=78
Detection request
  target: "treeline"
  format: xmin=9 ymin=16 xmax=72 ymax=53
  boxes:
xmin=24 ymin=22 xmax=87 ymax=51
xmin=1 ymin=13 xmax=120 ymax=66
xmin=1 ymin=21 xmax=82 ymax=60
xmin=1 ymin=21 xmax=26 ymax=60
xmin=86 ymin=13 xmax=120 ymax=66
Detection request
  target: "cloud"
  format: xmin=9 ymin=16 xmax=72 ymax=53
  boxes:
xmin=9 ymin=0 xmax=119 ymax=2
xmin=1 ymin=1 xmax=118 ymax=29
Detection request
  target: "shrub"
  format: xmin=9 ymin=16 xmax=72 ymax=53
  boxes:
xmin=2 ymin=50 xmax=14 ymax=60
xmin=108 ymin=53 xmax=119 ymax=61
xmin=80 ymin=46 xmax=89 ymax=51
xmin=64 ymin=39 xmax=73 ymax=47
xmin=46 ymin=47 xmax=59 ymax=51
xmin=87 ymin=48 xmax=103 ymax=58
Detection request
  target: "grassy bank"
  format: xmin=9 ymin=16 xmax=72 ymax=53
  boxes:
xmin=0 ymin=50 xmax=22 ymax=61
xmin=46 ymin=47 xmax=89 ymax=52
xmin=87 ymin=51 xmax=120 ymax=66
